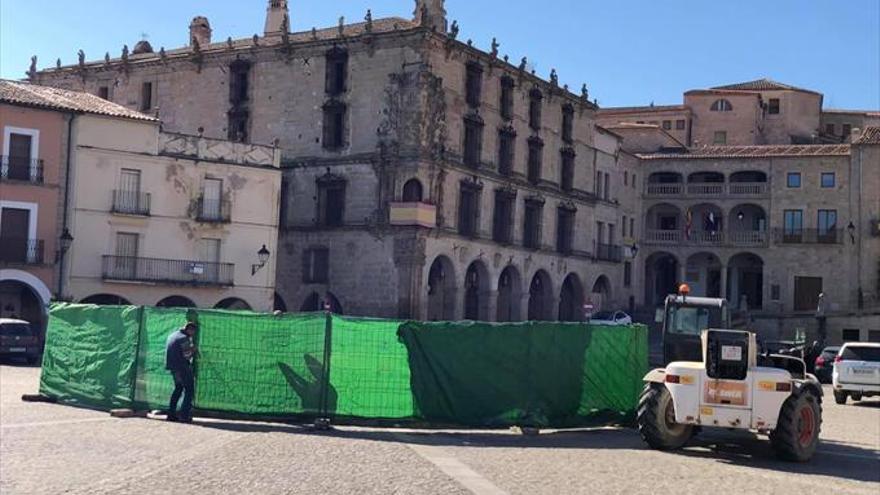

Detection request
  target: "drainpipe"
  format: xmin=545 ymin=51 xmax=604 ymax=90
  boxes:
xmin=57 ymin=113 xmax=76 ymax=300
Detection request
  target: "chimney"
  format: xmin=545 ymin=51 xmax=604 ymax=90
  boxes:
xmin=265 ymin=0 xmax=290 ymax=36
xmin=190 ymin=16 xmax=212 ymax=46
xmin=414 ymin=0 xmax=447 ymax=32
xmin=850 ymin=127 xmax=862 ymax=144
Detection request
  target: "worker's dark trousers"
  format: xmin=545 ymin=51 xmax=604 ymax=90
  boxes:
xmin=169 ymin=366 xmax=195 ymax=420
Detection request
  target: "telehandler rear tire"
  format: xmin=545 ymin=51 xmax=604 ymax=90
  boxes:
xmin=770 ymin=389 xmax=822 ymax=462
xmin=637 ymin=382 xmax=693 ymax=450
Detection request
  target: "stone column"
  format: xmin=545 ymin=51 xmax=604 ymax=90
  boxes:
xmin=484 ymin=290 xmax=499 ymax=322
xmin=720 ymin=264 xmax=728 ymax=301
xmin=394 ymin=235 xmax=426 ymax=319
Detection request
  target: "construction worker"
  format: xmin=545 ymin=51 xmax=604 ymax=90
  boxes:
xmin=165 ymin=322 xmax=198 ymax=423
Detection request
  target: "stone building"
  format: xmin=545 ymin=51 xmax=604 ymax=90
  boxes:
xmin=30 ymin=0 xmax=638 ymax=320
xmin=0 ymin=80 xmax=282 ymax=315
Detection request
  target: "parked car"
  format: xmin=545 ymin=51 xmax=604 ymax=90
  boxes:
xmin=814 ymin=346 xmax=841 ymax=383
xmin=0 ymin=318 xmax=41 ymax=364
xmin=590 ymin=310 xmax=633 ymax=326
xmin=832 ymin=342 xmax=880 ymax=404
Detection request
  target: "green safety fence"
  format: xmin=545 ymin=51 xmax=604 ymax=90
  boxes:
xmin=40 ymin=304 xmax=648 ymax=428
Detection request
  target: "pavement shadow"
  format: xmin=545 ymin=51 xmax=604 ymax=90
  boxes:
xmin=192 ymin=419 xmax=644 ymax=450
xmin=848 ymin=400 xmax=880 ymax=409
xmin=673 ymin=430 xmax=879 ymax=483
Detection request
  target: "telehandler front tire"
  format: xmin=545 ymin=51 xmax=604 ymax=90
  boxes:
xmin=637 ymin=382 xmax=693 ymax=450
xmin=770 ymin=389 xmax=822 ymax=462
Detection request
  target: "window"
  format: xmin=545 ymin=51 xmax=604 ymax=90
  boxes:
xmin=317 ymin=177 xmax=346 ymax=227
xmin=596 ymin=221 xmax=605 ymax=247
xmin=630 ymin=218 xmax=635 ymax=237
xmin=768 ymin=98 xmax=780 ymax=115
xmin=463 ymin=117 xmax=484 ymax=168
xmin=622 ymin=215 xmax=628 ymax=237
xmin=825 ymin=123 xmax=835 ymax=136
xmin=784 ymin=210 xmax=803 ymax=237
xmin=787 ymin=172 xmax=801 ymax=188
xmin=114 ymin=232 xmax=139 ymax=278
xmin=527 ymin=137 xmax=543 ymax=184
xmin=200 ymin=238 xmax=222 ymax=281
xmin=325 ymin=48 xmax=348 ymax=96
xmin=842 ymin=124 xmax=852 ymax=137
xmin=200 ymin=178 xmax=224 ymax=221
xmin=322 ymin=101 xmax=346 ymax=150
xmin=556 ymin=206 xmax=575 ymax=254
xmin=458 ymin=182 xmax=480 ymax=237
xmin=302 ymin=247 xmax=330 ymax=283
xmin=842 ymin=329 xmax=861 ymax=342
xmin=140 ymin=82 xmax=153 ymax=111
xmin=227 ymin=108 xmax=249 ymax=143
xmin=402 ymin=179 xmax=423 ymax=202
xmin=529 ymin=89 xmax=543 ymax=130
xmin=0 ymin=206 xmax=33 ymax=263
xmin=561 ymin=105 xmax=574 ymax=143
xmin=676 ymin=119 xmax=686 ymax=130
xmin=500 ymin=77 xmax=515 ymax=120
xmin=523 ymin=199 xmax=543 ymax=249
xmin=710 ymin=99 xmax=733 ymax=112
xmin=560 ymin=149 xmax=575 ymax=192
xmin=115 ymin=168 xmax=145 ymax=215
xmin=662 ymin=120 xmax=672 ymax=130
xmin=818 ymin=209 xmax=837 ymax=242
xmin=632 ymin=174 xmax=636 ymax=189
xmin=493 ymin=190 xmax=515 ymax=244
xmin=821 ymin=172 xmax=835 ymax=188
xmin=608 ymin=224 xmax=616 ymax=244
xmin=603 ymin=172 xmax=610 ymax=200
xmin=465 ymin=62 xmax=483 ymax=108
xmin=624 ymin=261 xmax=632 ymax=287
xmin=869 ymin=330 xmax=880 ymax=343
xmin=98 ymin=86 xmax=109 ymax=100
xmin=596 ymin=171 xmax=603 ymax=198
xmin=229 ymin=59 xmax=251 ymax=105
xmin=497 ymin=129 xmax=515 ymax=176
xmin=6 ymin=132 xmax=35 ymax=181
xmin=713 ymin=131 xmax=727 ymax=145
xmin=624 ymin=171 xmax=628 ymax=186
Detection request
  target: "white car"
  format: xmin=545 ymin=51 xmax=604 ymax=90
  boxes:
xmin=832 ymin=342 xmax=880 ymax=404
xmin=590 ymin=310 xmax=633 ymax=326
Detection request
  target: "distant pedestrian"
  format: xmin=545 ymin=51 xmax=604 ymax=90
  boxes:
xmin=815 ymin=293 xmax=828 ymax=347
xmin=165 ymin=322 xmax=198 ymax=423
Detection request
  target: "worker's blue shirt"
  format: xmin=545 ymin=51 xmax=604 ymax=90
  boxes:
xmin=165 ymin=330 xmax=194 ymax=371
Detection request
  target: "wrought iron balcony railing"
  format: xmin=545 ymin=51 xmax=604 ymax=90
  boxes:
xmin=111 ymin=190 xmax=151 ymax=216
xmin=196 ymin=197 xmax=232 ymax=223
xmin=773 ymin=228 xmax=844 ymax=245
xmin=644 ymin=182 xmax=769 ymax=198
xmin=0 ymin=239 xmax=44 ymax=265
xmin=102 ymin=255 xmax=234 ymax=286
xmin=595 ymin=243 xmax=623 ymax=263
xmin=0 ymin=156 xmax=44 ymax=184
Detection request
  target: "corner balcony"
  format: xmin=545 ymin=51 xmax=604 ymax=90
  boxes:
xmin=0 ymin=156 xmax=44 ymax=185
xmin=102 ymin=255 xmax=234 ymax=286
xmin=0 ymin=239 xmax=45 ymax=265
xmin=389 ymin=202 xmax=437 ymax=228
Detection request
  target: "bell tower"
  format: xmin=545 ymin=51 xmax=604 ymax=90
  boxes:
xmin=413 ymin=0 xmax=447 ymax=32
xmin=265 ymin=0 xmax=290 ymax=36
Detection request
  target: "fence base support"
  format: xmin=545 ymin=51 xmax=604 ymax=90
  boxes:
xmin=21 ymin=394 xmax=56 ymax=403
xmin=110 ymin=408 xmax=147 ymax=418
xmin=515 ymin=426 xmax=540 ymax=436
xmin=314 ymin=417 xmax=332 ymax=430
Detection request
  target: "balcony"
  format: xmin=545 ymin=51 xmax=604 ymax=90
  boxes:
xmin=773 ymin=228 xmax=844 ymax=245
xmin=595 ymin=243 xmax=623 ymax=263
xmin=1 ymin=156 xmax=44 ymax=184
xmin=196 ymin=197 xmax=231 ymax=223
xmin=389 ymin=202 xmax=437 ymax=228
xmin=644 ymin=182 xmax=769 ymax=198
xmin=111 ymin=190 xmax=151 ymax=216
xmin=644 ymin=229 xmax=770 ymax=248
xmin=102 ymin=255 xmax=234 ymax=286
xmin=0 ymin=239 xmax=45 ymax=265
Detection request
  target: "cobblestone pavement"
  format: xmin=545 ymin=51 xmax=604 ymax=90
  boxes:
xmin=1 ymin=363 xmax=878 ymax=494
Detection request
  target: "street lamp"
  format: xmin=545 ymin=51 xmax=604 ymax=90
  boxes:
xmin=737 ymin=211 xmax=745 ymax=222
xmin=59 ymin=228 xmax=74 ymax=254
xmin=630 ymin=243 xmax=639 ymax=259
xmin=251 ymin=245 xmax=271 ymax=276
xmin=847 ymin=221 xmax=856 ymax=244
xmin=56 ymin=228 xmax=74 ymax=300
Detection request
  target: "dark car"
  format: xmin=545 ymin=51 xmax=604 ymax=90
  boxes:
xmin=0 ymin=319 xmax=41 ymax=364
xmin=814 ymin=346 xmax=840 ymax=383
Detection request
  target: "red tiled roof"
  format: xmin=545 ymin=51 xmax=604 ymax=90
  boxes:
xmin=823 ymin=108 xmax=880 ymax=117
xmin=638 ymin=144 xmax=850 ymax=160
xmin=711 ymin=78 xmax=822 ymax=96
xmin=855 ymin=127 xmax=880 ymax=145
xmin=683 ymin=89 xmax=762 ymax=97
xmin=0 ymin=79 xmax=157 ymax=121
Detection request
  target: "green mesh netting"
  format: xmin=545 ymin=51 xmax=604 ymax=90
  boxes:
xmin=39 ymin=304 xmax=647 ymax=428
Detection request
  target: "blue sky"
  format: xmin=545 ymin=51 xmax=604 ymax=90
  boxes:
xmin=2 ymin=0 xmax=878 ymax=109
